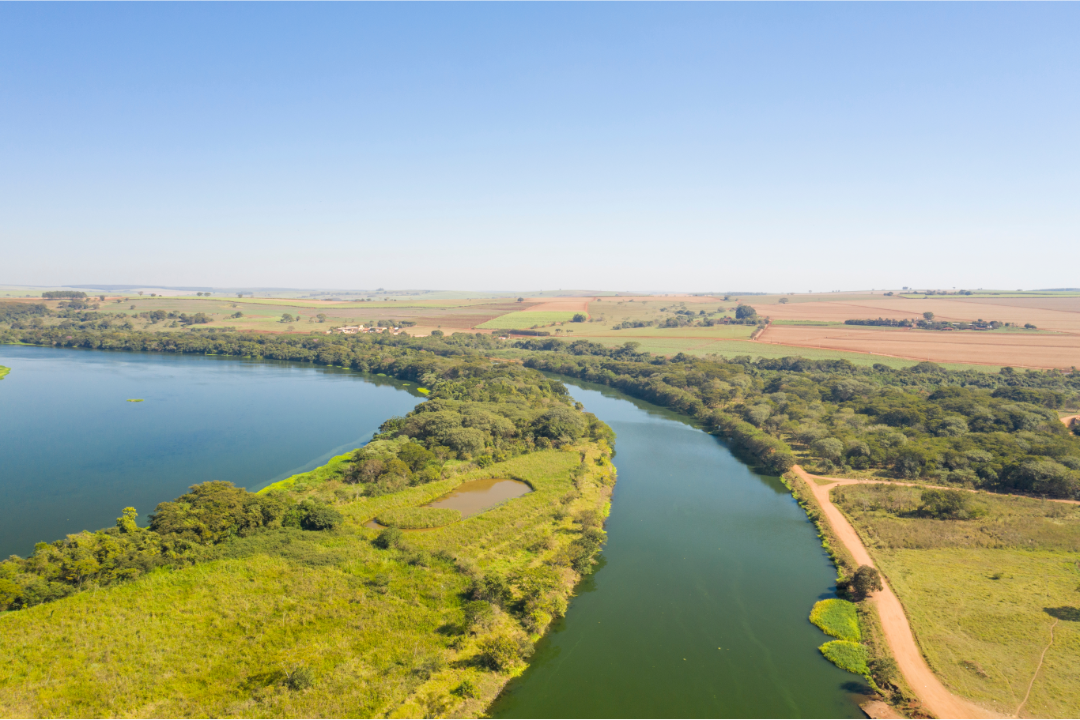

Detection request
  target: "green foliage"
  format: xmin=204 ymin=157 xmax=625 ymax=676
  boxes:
xmin=809 ymin=598 xmax=861 ymax=642
xmin=477 ymin=632 xmax=532 ymax=671
xmin=284 ymin=666 xmax=315 ymax=691
xmin=819 ymin=640 xmax=869 ymax=675
xmin=374 ymin=507 xmax=461 ymax=529
xmin=848 ymin=565 xmax=882 ymax=601
xmin=516 ymin=338 xmax=1080 ymax=497
xmin=373 ymin=526 xmax=404 ymax=550
xmin=918 ymin=488 xmax=986 ymax=520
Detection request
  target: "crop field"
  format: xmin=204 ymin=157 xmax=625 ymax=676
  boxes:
xmin=758 ymin=324 xmax=1078 ymax=369
xmin=478 ymin=311 xmax=579 ymax=329
xmin=834 ymin=484 xmax=1080 ymax=718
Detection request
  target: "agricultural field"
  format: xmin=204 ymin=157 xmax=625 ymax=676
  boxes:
xmin=9 ymin=287 xmax=1079 ymax=368
xmin=478 ymin=311 xmax=579 ymax=329
xmin=833 ymin=483 xmax=1080 ymax=718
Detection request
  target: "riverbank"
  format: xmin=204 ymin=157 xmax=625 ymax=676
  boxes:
xmin=0 ymin=344 xmax=617 ymax=717
xmin=0 ymin=365 xmax=8 ymax=380
xmin=791 ymin=465 xmax=1002 ymax=719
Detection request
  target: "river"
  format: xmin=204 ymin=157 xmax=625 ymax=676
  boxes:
xmin=491 ymin=377 xmax=867 ymax=718
xmin=0 ymin=348 xmax=865 ymax=716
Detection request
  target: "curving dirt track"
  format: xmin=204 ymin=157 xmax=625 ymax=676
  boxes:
xmin=791 ymin=466 xmax=1001 ymax=719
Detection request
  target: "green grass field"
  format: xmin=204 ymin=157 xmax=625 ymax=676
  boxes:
xmin=0 ymin=444 xmax=615 ymax=718
xmin=479 ymin=311 xmax=578 ymax=329
xmin=835 ymin=484 xmax=1080 ymax=717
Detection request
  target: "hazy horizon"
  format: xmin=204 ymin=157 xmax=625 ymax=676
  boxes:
xmin=3 ymin=3 xmax=1078 ymax=291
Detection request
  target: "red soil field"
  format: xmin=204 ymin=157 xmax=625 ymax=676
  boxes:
xmin=758 ymin=324 xmax=1080 ymax=369
xmin=755 ymin=296 xmax=1080 ymax=335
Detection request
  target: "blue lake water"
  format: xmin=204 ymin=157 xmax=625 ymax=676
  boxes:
xmin=0 ymin=345 xmax=423 ymax=559
xmin=0 ymin=348 xmax=864 ymax=717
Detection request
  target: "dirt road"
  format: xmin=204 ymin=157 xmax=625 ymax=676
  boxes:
xmin=791 ymin=466 xmax=1000 ymax=719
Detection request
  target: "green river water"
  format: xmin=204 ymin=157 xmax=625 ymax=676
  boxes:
xmin=492 ymin=377 xmax=868 ymax=718
xmin=0 ymin=348 xmax=865 ymax=716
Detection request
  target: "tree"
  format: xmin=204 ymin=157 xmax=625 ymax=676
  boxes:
xmin=923 ymin=311 xmax=935 ymax=321
xmin=316 ymin=313 xmax=327 ymax=323
xmin=236 ymin=292 xmax=243 ymax=298
xmin=735 ymin=305 xmax=757 ymax=320
xmin=572 ymin=313 xmax=586 ymax=323
xmin=811 ymin=437 xmax=844 ymax=462
xmin=779 ymin=297 xmax=789 ymax=304
xmin=517 ymin=297 xmax=524 ymax=303
xmin=851 ymin=565 xmax=882 ymax=600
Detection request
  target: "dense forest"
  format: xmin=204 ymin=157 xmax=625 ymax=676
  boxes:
xmin=515 ymin=338 xmax=1080 ymax=499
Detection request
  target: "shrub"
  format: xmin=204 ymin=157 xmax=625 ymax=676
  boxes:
xmin=476 ymin=632 xmax=531 ymax=672
xmin=455 ymin=678 xmax=480 ymax=699
xmin=809 ymin=598 xmax=861 ymax=642
xmin=283 ymin=665 xmax=315 ymax=691
xmin=917 ymin=489 xmax=985 ymax=520
xmin=373 ymin=527 xmax=403 ymax=550
xmin=293 ymin=499 xmax=343 ymax=530
xmin=819 ymin=640 xmax=869 ymax=675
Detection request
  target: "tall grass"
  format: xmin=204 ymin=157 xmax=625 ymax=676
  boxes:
xmin=838 ymin=485 xmax=1080 ymax=717
xmin=0 ymin=443 xmax=615 ymax=718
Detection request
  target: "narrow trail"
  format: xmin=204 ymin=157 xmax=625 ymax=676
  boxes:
xmin=1016 ymin=619 xmax=1058 ymax=718
xmin=791 ymin=466 xmax=1001 ymax=719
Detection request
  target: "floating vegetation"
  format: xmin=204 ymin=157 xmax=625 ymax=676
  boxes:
xmin=810 ymin=598 xmax=861 ymax=642
xmin=819 ymin=640 xmax=869 ymax=675
xmin=126 ymin=398 xmax=145 ymax=403
xmin=417 ymin=387 xmax=430 ymax=394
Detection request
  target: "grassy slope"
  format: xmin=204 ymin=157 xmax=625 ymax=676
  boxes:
xmin=0 ymin=444 xmax=614 ymax=718
xmin=835 ymin=485 xmax=1080 ymax=717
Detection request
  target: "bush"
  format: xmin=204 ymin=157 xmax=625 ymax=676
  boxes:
xmin=809 ymin=598 xmax=861 ymax=642
xmin=476 ymin=632 xmax=531 ymax=672
xmin=284 ymin=665 xmax=315 ymax=691
xmin=374 ymin=507 xmax=460 ymax=530
xmin=917 ymin=489 xmax=984 ymax=520
xmin=294 ymin=499 xmax=343 ymax=530
xmin=455 ymin=678 xmax=480 ymax=699
xmin=819 ymin=640 xmax=869 ymax=675
xmin=373 ymin=527 xmax=403 ymax=550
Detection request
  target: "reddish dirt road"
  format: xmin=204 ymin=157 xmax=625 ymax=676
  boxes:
xmin=791 ymin=466 xmax=1000 ymax=719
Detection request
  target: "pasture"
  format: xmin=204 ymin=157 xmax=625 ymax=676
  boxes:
xmin=834 ymin=484 xmax=1080 ymax=718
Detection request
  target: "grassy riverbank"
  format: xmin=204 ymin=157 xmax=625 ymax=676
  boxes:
xmin=0 ymin=442 xmax=615 ymax=717
xmin=0 ymin=365 xmax=8 ymax=380
xmin=834 ymin=484 xmax=1080 ymax=717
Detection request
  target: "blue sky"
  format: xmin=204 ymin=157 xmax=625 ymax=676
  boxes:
xmin=2 ymin=3 xmax=1077 ymax=292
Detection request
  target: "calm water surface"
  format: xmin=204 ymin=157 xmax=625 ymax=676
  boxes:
xmin=492 ymin=378 xmax=867 ymax=718
xmin=0 ymin=345 xmax=423 ymax=558
xmin=2 ymin=349 xmax=865 ymax=716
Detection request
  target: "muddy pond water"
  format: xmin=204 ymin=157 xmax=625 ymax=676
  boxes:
xmin=365 ymin=477 xmax=532 ymax=529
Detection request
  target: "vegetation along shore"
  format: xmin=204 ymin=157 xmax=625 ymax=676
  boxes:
xmin=2 ymin=324 xmax=1079 ymax=717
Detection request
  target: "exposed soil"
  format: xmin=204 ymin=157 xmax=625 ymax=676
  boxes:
xmin=759 ymin=324 xmax=1080 ymax=369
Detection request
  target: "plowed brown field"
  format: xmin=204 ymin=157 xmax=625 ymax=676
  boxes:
xmin=756 ymin=296 xmax=1080 ymax=335
xmin=524 ymin=298 xmax=592 ymax=313
xmin=758 ymin=324 xmax=1080 ymax=369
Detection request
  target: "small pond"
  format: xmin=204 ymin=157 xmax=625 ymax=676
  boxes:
xmin=366 ymin=477 xmax=532 ymax=529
